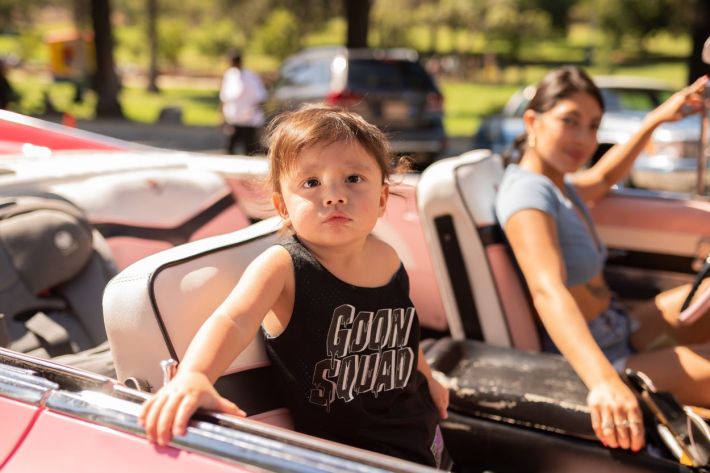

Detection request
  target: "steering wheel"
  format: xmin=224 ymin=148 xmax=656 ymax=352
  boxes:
xmin=678 ymin=253 xmax=710 ymax=324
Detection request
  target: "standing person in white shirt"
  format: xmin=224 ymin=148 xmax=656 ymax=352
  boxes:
xmin=219 ymin=51 xmax=267 ymax=155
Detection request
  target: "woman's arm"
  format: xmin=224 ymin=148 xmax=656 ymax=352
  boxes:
xmin=505 ymin=209 xmax=644 ymax=451
xmin=140 ymin=245 xmax=293 ymax=445
xmin=573 ymin=75 xmax=708 ymax=202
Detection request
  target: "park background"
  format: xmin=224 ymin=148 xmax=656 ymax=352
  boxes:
xmin=1 ymin=0 xmax=709 ymax=140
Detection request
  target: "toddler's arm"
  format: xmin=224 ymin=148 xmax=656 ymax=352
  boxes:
xmin=139 ymin=246 xmax=293 ymax=445
xmin=417 ymin=347 xmax=449 ymax=419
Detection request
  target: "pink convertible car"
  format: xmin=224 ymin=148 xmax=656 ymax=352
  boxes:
xmin=0 ymin=108 xmax=708 ymax=472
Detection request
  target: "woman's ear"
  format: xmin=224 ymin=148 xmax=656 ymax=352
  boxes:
xmin=272 ymin=192 xmax=290 ymax=223
xmin=522 ymin=109 xmax=538 ymax=133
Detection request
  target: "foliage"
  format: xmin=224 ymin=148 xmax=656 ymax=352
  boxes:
xmin=371 ymin=0 xmax=413 ymax=48
xmin=578 ymin=0 xmax=687 ymax=54
xmin=0 ymin=0 xmax=700 ymax=131
xmin=528 ymin=0 xmax=576 ymax=32
xmin=192 ymin=19 xmax=244 ymax=59
xmin=157 ymin=18 xmax=186 ymax=68
xmin=482 ymin=0 xmax=552 ymax=62
xmin=252 ymin=8 xmax=300 ymax=60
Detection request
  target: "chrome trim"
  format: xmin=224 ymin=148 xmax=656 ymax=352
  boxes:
xmin=0 ymin=347 xmax=114 ymax=392
xmin=44 ymin=390 xmax=435 ymax=473
xmin=0 ymin=363 xmax=57 ymax=405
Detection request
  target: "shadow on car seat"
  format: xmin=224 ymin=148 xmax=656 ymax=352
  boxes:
xmin=0 ymin=195 xmax=118 ymax=375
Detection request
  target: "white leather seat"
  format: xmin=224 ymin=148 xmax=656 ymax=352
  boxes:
xmin=103 ymin=216 xmax=293 ymax=427
xmin=417 ymin=150 xmax=541 ymax=351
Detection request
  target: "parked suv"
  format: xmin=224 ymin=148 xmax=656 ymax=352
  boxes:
xmin=264 ymin=46 xmax=446 ymax=168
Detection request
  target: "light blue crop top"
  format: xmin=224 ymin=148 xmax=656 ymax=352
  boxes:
xmin=495 ymin=164 xmax=607 ymax=286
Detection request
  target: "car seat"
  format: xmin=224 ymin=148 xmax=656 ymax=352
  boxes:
xmin=103 ymin=216 xmax=293 ymax=427
xmin=416 ymin=149 xmax=541 ymax=350
xmin=0 ymin=195 xmax=118 ymax=375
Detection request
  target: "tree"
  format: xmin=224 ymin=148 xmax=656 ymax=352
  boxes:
xmin=146 ymin=0 xmax=158 ymax=92
xmin=345 ymin=0 xmax=370 ymax=48
xmin=483 ymin=0 xmax=551 ymax=64
xmin=592 ymin=0 xmax=686 ymax=55
xmin=371 ymin=0 xmax=411 ymax=48
xmin=254 ymin=8 xmax=300 ymax=60
xmin=90 ymin=0 xmax=123 ymax=117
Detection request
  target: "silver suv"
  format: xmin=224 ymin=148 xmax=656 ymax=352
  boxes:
xmin=264 ymin=46 xmax=446 ymax=168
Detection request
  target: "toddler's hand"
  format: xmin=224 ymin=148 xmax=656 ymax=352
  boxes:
xmin=138 ymin=371 xmax=246 ymax=446
xmin=427 ymin=373 xmax=450 ymax=419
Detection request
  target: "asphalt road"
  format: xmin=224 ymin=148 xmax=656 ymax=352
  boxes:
xmin=71 ymin=117 xmax=473 ymax=162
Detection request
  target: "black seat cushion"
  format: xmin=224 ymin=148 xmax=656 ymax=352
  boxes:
xmin=426 ymin=338 xmax=595 ymax=440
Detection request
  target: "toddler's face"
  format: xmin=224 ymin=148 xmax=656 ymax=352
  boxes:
xmin=273 ymin=140 xmax=388 ymax=248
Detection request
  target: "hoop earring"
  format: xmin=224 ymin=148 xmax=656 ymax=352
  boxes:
xmin=527 ymin=133 xmax=537 ymax=149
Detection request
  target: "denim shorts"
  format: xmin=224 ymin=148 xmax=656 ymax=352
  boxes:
xmin=542 ymin=300 xmax=637 ymax=372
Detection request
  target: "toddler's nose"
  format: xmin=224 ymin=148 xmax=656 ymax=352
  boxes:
xmin=323 ymin=185 xmax=347 ymax=206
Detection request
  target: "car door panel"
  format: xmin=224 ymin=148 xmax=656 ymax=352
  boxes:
xmin=0 ymin=397 xmax=39 ymax=467
xmin=4 ymin=409 xmax=250 ymax=473
xmin=591 ymin=191 xmax=710 ymax=302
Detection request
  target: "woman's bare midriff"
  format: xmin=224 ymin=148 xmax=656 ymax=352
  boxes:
xmin=568 ymin=272 xmax=612 ymax=322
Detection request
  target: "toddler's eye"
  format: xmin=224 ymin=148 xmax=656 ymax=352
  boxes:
xmin=303 ymin=178 xmax=320 ymax=188
xmin=346 ymin=175 xmax=363 ymax=183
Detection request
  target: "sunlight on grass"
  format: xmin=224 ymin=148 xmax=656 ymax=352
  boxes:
xmin=441 ymin=81 xmax=519 ymax=136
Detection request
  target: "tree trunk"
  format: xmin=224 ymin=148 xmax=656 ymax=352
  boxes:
xmin=345 ymin=0 xmax=370 ymax=48
xmin=147 ymin=0 xmax=159 ymax=92
xmin=90 ymin=0 xmax=123 ymax=117
xmin=71 ymin=0 xmax=89 ymax=103
xmin=429 ymin=23 xmax=438 ymax=54
xmin=687 ymin=0 xmax=710 ymax=84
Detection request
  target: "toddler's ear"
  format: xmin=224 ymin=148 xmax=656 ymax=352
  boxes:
xmin=378 ymin=184 xmax=389 ymax=216
xmin=272 ymin=192 xmax=290 ymax=221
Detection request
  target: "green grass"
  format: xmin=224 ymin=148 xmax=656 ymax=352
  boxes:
xmin=440 ymin=81 xmax=519 ymax=137
xmin=120 ymin=86 xmax=220 ymax=125
xmin=6 ymin=43 xmax=690 ymax=138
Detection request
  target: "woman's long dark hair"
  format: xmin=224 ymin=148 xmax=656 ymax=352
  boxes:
xmin=504 ymin=66 xmax=605 ymax=164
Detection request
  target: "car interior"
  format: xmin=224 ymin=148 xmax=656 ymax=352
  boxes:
xmin=102 ymin=150 xmax=709 ymax=471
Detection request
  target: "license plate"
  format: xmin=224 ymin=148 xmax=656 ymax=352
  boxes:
xmin=382 ymin=101 xmax=409 ymax=121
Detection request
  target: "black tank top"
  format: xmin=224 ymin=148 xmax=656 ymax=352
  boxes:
xmin=263 ymin=235 xmax=439 ymax=467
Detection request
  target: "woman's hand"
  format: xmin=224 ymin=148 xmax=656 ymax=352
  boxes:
xmin=139 ymin=371 xmax=246 ymax=446
xmin=587 ymin=377 xmax=645 ymax=452
xmin=427 ymin=374 xmax=450 ymax=419
xmin=647 ymin=75 xmax=708 ymax=125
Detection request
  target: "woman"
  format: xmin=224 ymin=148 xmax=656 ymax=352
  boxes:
xmin=495 ymin=66 xmax=709 ymax=452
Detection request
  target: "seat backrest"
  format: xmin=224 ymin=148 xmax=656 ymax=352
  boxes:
xmin=53 ymin=168 xmax=251 ymax=270
xmin=416 ymin=150 xmax=541 ymax=351
xmin=103 ymin=216 xmax=292 ymax=427
xmin=0 ymin=195 xmax=117 ymax=360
